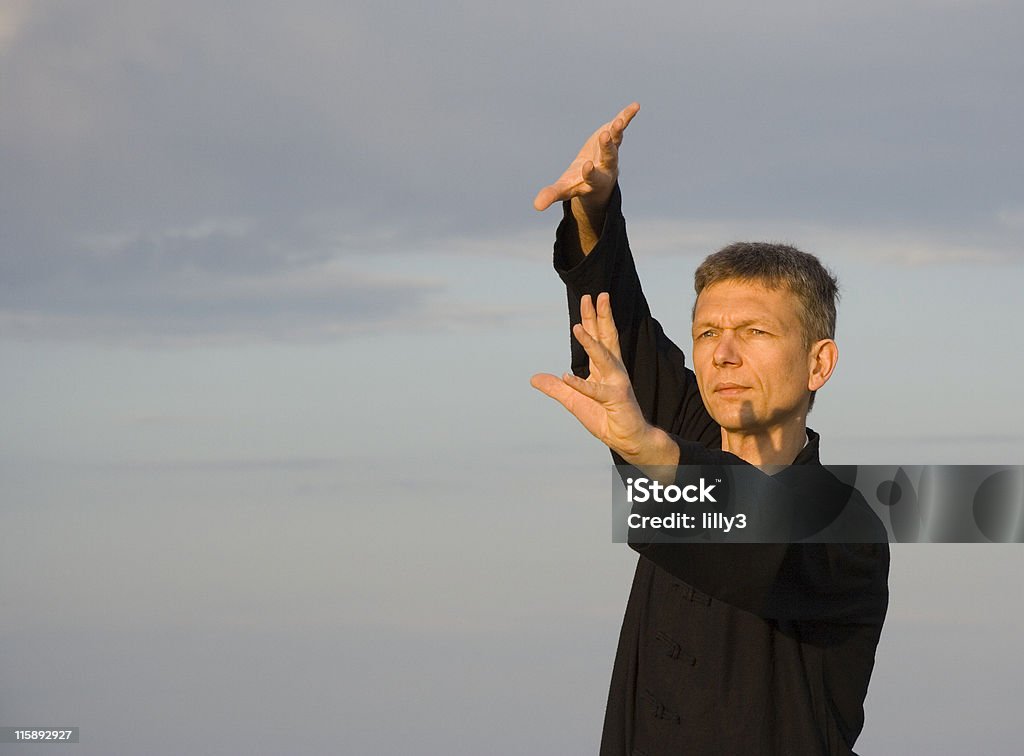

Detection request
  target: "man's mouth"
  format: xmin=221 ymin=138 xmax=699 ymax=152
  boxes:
xmin=713 ymin=383 xmax=749 ymax=396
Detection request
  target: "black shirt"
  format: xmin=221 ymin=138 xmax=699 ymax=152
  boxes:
xmin=552 ymin=186 xmax=890 ymax=756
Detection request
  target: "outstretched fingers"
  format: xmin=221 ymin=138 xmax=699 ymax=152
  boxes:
xmin=617 ymin=102 xmax=641 ymax=127
xmin=610 ymin=102 xmax=640 ymax=143
xmin=572 ymin=321 xmax=624 ymax=380
xmin=559 ymin=370 xmax=613 ymax=403
xmin=594 ymin=292 xmax=622 ymax=359
xmin=530 ymin=372 xmax=572 ymax=403
xmin=533 ymin=162 xmax=595 ymax=211
xmin=580 ymin=294 xmax=598 ymax=339
xmin=533 ymin=102 xmax=640 ymax=212
xmin=580 ymin=159 xmax=596 ymax=184
xmin=530 ymin=372 xmax=594 ymax=413
xmin=532 ymin=185 xmax=557 ymax=212
xmin=530 ymin=371 xmax=611 ymax=421
xmin=598 ymin=129 xmax=618 ymax=169
xmin=580 ymin=294 xmax=602 ymax=380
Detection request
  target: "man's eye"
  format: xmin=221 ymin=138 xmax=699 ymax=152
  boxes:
xmin=748 ymin=328 xmax=767 ymax=336
xmin=698 ymin=330 xmax=716 ymax=339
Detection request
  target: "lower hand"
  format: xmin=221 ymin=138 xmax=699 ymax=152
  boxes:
xmin=531 ymin=292 xmax=675 ymax=467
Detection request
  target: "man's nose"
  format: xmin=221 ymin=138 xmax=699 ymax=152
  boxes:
xmin=713 ymin=331 xmax=742 ymax=367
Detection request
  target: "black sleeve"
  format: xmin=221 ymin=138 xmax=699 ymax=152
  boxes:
xmin=633 ymin=540 xmax=890 ymax=623
xmin=629 ymin=437 xmax=891 ymax=623
xmin=553 ymin=185 xmax=718 ymax=445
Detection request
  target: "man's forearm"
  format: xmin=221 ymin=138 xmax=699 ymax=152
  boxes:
xmin=570 ymin=196 xmax=608 ymax=256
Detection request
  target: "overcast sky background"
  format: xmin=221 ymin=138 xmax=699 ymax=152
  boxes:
xmin=2 ymin=1 xmax=1023 ymax=754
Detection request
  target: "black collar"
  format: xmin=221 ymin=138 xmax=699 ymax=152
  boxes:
xmin=793 ymin=428 xmax=821 ymax=466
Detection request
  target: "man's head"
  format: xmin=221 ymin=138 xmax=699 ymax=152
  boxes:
xmin=690 ymin=242 xmax=839 ymax=433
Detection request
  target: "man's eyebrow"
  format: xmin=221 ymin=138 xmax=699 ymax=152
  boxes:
xmin=691 ymin=317 xmax=780 ymax=330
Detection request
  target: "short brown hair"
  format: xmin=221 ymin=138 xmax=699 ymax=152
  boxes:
xmin=692 ymin=242 xmax=839 ymax=409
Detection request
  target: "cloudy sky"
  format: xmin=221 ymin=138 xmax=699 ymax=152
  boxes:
xmin=2 ymin=1 xmax=1023 ymax=753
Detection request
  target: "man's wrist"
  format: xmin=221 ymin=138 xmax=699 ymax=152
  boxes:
xmin=618 ymin=425 xmax=680 ymax=481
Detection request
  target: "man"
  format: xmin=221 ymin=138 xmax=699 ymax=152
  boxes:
xmin=531 ymin=103 xmax=889 ymax=755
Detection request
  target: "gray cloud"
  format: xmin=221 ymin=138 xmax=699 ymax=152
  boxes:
xmin=0 ymin=222 xmax=446 ymax=344
xmin=2 ymin=0 xmax=1022 ymax=343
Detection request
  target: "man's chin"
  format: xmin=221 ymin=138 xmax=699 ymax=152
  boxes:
xmin=706 ymin=405 xmax=762 ymax=433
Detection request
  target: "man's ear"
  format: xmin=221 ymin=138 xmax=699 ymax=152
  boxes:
xmin=808 ymin=339 xmax=838 ymax=392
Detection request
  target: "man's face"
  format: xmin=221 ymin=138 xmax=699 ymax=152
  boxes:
xmin=691 ymin=279 xmax=817 ymax=433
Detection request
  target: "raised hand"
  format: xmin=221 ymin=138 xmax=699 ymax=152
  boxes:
xmin=531 ymin=292 xmax=677 ymax=469
xmin=532 ymin=102 xmax=641 ymax=215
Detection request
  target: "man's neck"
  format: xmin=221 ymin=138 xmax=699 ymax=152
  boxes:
xmin=721 ymin=422 xmax=809 ymax=471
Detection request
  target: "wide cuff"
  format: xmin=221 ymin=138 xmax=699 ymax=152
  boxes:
xmin=553 ymin=183 xmax=625 ymax=286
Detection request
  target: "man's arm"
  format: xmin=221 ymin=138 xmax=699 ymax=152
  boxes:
xmin=637 ymin=537 xmax=890 ymax=623
xmin=533 ymin=103 xmax=638 ymax=255
xmin=534 ymin=104 xmax=716 ymax=444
